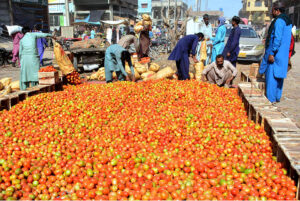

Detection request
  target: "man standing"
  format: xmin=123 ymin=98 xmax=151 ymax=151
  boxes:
xmin=223 ymin=16 xmax=241 ymax=67
xmin=19 ymin=27 xmax=52 ymax=90
xmin=168 ymin=33 xmax=204 ymax=80
xmin=202 ymin=54 xmax=237 ymax=88
xmin=11 ymin=30 xmax=24 ymax=67
xmin=199 ymin=14 xmax=213 ymax=65
xmin=259 ymin=2 xmax=292 ymax=103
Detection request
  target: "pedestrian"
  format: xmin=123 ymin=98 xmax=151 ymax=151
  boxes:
xmin=211 ymin=17 xmax=226 ymax=63
xmin=202 ymin=54 xmax=237 ymax=88
xmin=288 ymin=34 xmax=295 ymax=71
xmin=112 ymin=27 xmax=117 ymax=44
xmin=104 ymin=44 xmax=136 ymax=83
xmin=222 ymin=16 xmax=241 ymax=67
xmin=259 ymin=2 xmax=292 ymax=103
xmin=168 ymin=33 xmax=204 ymax=80
xmin=138 ymin=25 xmax=151 ymax=59
xmin=33 ymin=25 xmax=48 ymax=66
xmin=106 ymin=26 xmax=112 ymax=44
xmin=118 ymin=32 xmax=139 ymax=53
xmin=199 ymin=14 xmax=213 ymax=65
xmin=11 ymin=29 xmax=24 ymax=67
xmin=90 ymin=27 xmax=96 ymax=39
xmin=19 ymin=26 xmax=52 ymax=90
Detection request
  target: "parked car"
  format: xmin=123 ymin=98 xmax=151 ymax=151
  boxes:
xmin=225 ymin=24 xmax=264 ymax=62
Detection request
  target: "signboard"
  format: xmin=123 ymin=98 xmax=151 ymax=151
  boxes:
xmin=48 ymin=3 xmax=74 ymax=13
xmin=48 ymin=0 xmax=64 ymax=4
xmin=138 ymin=0 xmax=151 ymax=14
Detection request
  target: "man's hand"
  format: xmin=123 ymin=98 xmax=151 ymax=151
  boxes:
xmin=126 ymin=75 xmax=130 ymax=81
xmin=193 ymin=58 xmax=198 ymax=63
xmin=227 ymin=52 xmax=231 ymax=57
xmin=268 ymin=55 xmax=275 ymax=63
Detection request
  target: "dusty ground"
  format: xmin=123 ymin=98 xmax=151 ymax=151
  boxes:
xmin=1 ymin=45 xmax=300 ymax=126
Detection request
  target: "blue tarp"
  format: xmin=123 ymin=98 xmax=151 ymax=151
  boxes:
xmin=75 ymin=15 xmax=101 ymax=25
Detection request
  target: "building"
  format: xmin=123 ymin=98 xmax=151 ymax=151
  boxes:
xmin=281 ymin=0 xmax=300 ymax=28
xmin=239 ymin=0 xmax=271 ymax=26
xmin=138 ymin=0 xmax=152 ymax=18
xmin=151 ymin=0 xmax=188 ymax=26
xmin=73 ymin=0 xmax=138 ymax=21
xmin=0 ymin=0 xmax=49 ymax=31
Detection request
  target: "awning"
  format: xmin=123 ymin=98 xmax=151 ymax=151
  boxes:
xmin=100 ymin=20 xmax=129 ymax=25
xmin=74 ymin=15 xmax=101 ymax=25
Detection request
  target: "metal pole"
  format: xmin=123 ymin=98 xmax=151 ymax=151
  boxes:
xmin=174 ymin=0 xmax=177 ymax=22
xmin=71 ymin=0 xmax=76 ymax=22
xmin=168 ymin=0 xmax=170 ymax=19
xmin=199 ymin=0 xmax=202 ymax=12
xmin=65 ymin=0 xmax=70 ymax=26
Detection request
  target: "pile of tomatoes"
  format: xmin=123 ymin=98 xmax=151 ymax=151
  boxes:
xmin=39 ymin=66 xmax=57 ymax=73
xmin=66 ymin=71 xmax=81 ymax=85
xmin=0 ymin=80 xmax=296 ymax=200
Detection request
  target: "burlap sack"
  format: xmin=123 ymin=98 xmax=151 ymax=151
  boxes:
xmin=189 ymin=73 xmax=195 ymax=79
xmin=54 ymin=42 xmax=75 ymax=75
xmin=149 ymin=63 xmax=160 ymax=72
xmin=10 ymin=81 xmax=20 ymax=90
xmin=0 ymin=78 xmax=12 ymax=87
xmin=154 ymin=67 xmax=175 ymax=80
xmin=195 ymin=62 xmax=205 ymax=81
xmin=141 ymin=71 xmax=156 ymax=81
xmin=134 ymin=62 xmax=148 ymax=74
xmin=126 ymin=65 xmax=141 ymax=80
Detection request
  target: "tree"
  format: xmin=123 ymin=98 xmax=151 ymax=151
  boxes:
xmin=161 ymin=6 xmax=191 ymax=50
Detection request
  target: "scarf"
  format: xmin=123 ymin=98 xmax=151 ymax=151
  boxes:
xmin=216 ymin=17 xmax=226 ymax=34
xmin=266 ymin=13 xmax=292 ymax=48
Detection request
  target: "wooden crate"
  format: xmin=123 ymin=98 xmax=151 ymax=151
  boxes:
xmin=38 ymin=71 xmax=59 ymax=85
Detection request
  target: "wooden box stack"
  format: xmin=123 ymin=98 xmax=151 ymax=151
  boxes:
xmin=38 ymin=71 xmax=59 ymax=85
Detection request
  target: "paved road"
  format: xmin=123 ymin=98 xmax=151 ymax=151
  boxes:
xmin=1 ymin=45 xmax=300 ymax=126
xmin=275 ymin=43 xmax=300 ymax=127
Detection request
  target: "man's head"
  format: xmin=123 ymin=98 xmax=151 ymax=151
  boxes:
xmin=272 ymin=2 xmax=285 ymax=18
xmin=34 ymin=24 xmax=41 ymax=31
xmin=232 ymin=16 xmax=241 ymax=27
xmin=22 ymin=26 xmax=31 ymax=34
xmin=195 ymin=32 xmax=204 ymax=41
xmin=216 ymin=54 xmax=224 ymax=67
xmin=121 ymin=50 xmax=131 ymax=62
xmin=203 ymin=14 xmax=209 ymax=26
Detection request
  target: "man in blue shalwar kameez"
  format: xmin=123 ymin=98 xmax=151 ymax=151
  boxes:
xmin=168 ymin=33 xmax=204 ymax=80
xmin=223 ymin=16 xmax=241 ymax=67
xmin=34 ymin=25 xmax=48 ymax=66
xmin=259 ymin=2 xmax=292 ymax=103
xmin=104 ymin=44 xmax=135 ymax=83
xmin=211 ymin=17 xmax=226 ymax=63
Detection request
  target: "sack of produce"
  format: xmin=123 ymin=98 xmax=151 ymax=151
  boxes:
xmin=189 ymin=72 xmax=195 ymax=79
xmin=6 ymin=25 xmax=22 ymax=36
xmin=135 ymin=62 xmax=148 ymax=74
xmin=194 ymin=62 xmax=205 ymax=81
xmin=142 ymin=14 xmax=151 ymax=21
xmin=0 ymin=86 xmax=12 ymax=97
xmin=141 ymin=71 xmax=156 ymax=81
xmin=125 ymin=65 xmax=140 ymax=80
xmin=143 ymin=20 xmax=152 ymax=27
xmin=199 ymin=40 xmax=207 ymax=62
xmin=0 ymin=82 xmax=3 ymax=91
xmin=149 ymin=63 xmax=160 ymax=72
xmin=97 ymin=68 xmax=106 ymax=81
xmin=134 ymin=25 xmax=144 ymax=34
xmin=54 ymin=42 xmax=75 ymax=75
xmin=0 ymin=78 xmax=12 ymax=87
xmin=154 ymin=67 xmax=175 ymax=80
xmin=10 ymin=81 xmax=20 ymax=90
xmin=87 ymin=68 xmax=103 ymax=80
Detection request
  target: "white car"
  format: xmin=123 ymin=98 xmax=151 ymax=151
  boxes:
xmin=225 ymin=24 xmax=265 ymax=62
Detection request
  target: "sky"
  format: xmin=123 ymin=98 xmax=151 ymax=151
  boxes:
xmin=186 ymin=0 xmax=243 ymax=18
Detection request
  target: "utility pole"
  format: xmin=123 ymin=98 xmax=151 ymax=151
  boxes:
xmin=168 ymin=0 xmax=170 ymax=19
xmin=205 ymin=0 xmax=208 ymax=11
xmin=174 ymin=0 xmax=177 ymax=23
xmin=65 ymin=0 xmax=70 ymax=26
xmin=199 ymin=0 xmax=202 ymax=11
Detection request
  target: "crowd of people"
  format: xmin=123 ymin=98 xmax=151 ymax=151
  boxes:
xmin=8 ymin=1 xmax=295 ymax=104
xmin=169 ymin=15 xmax=242 ymax=88
xmin=169 ymin=1 xmax=295 ymax=104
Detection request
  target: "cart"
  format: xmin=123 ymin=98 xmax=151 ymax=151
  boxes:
xmin=71 ymin=48 xmax=106 ymax=71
